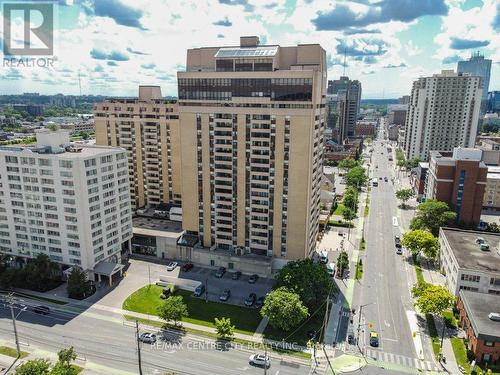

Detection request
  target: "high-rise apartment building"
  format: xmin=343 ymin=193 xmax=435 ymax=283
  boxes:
xmin=425 ymin=148 xmax=487 ymax=226
xmin=488 ymin=91 xmax=500 ymax=113
xmin=403 ymin=70 xmax=482 ymax=160
xmin=177 ymin=36 xmax=326 ymax=265
xmin=457 ymin=52 xmax=491 ymax=109
xmin=0 ymin=130 xmax=133 ymax=282
xmin=94 ymin=86 xmax=181 ymax=210
xmin=332 ymin=77 xmax=361 ymax=142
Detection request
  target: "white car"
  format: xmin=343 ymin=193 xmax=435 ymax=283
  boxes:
xmin=326 ymin=262 xmax=336 ymax=276
xmin=139 ymin=332 xmax=157 ymax=344
xmin=249 ymin=354 xmax=270 ymax=368
xmin=166 ymin=262 xmax=178 ymax=271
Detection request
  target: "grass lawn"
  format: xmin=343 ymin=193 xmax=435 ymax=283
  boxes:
xmin=413 ymin=256 xmax=425 ymax=284
xmin=443 ymin=310 xmax=458 ymax=329
xmin=426 ymin=314 xmax=441 ymax=358
xmin=122 ymin=285 xmax=262 ymax=335
xmin=359 ymin=237 xmax=366 ymax=251
xmin=0 ymin=346 xmax=29 ymax=358
xmin=332 ymin=203 xmax=346 ymax=216
xmin=355 ymin=260 xmax=363 ymax=280
xmin=450 ymin=338 xmax=470 ymax=374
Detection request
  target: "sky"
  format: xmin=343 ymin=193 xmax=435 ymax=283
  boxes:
xmin=0 ymin=0 xmax=499 ymax=99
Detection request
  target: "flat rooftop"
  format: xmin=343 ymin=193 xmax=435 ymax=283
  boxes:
xmin=132 ymin=216 xmax=183 ymax=239
xmin=0 ymin=144 xmax=122 ymax=158
xmin=459 ymin=290 xmax=500 ymax=341
xmin=441 ymin=227 xmax=500 ymax=272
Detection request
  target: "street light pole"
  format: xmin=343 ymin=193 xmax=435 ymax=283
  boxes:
xmin=9 ymin=299 xmax=21 ymax=357
xmin=135 ymin=320 xmax=143 ymax=375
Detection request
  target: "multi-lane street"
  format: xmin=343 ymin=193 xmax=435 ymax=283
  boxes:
xmin=0 ymin=301 xmax=310 ymax=375
xmin=350 ymin=127 xmax=438 ymax=372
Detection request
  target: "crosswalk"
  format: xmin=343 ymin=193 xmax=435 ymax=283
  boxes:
xmin=365 ymin=348 xmax=439 ymax=371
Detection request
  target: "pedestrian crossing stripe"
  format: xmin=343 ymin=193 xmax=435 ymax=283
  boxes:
xmin=364 ymin=348 xmax=438 ymax=371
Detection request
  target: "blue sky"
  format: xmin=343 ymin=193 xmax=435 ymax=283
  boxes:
xmin=0 ymin=0 xmax=499 ymax=98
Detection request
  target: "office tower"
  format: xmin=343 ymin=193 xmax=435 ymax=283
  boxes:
xmin=425 ymin=148 xmax=487 ymax=226
xmin=0 ymin=129 xmax=133 ymax=281
xmin=94 ymin=86 xmax=181 ymax=210
xmin=457 ymin=52 xmax=492 ymax=111
xmin=329 ymin=77 xmax=361 ymax=143
xmin=403 ymin=70 xmax=482 ymax=160
xmin=177 ymin=36 xmax=326 ymax=265
xmin=326 ymin=94 xmax=338 ymax=130
xmin=398 ymin=95 xmax=410 ymax=105
xmin=488 ymin=91 xmax=500 ymax=113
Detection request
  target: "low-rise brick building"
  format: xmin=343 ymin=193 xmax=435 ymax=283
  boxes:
xmin=457 ymin=290 xmax=500 ymax=365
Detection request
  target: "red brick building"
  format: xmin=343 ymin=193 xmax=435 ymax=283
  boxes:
xmin=457 ymin=290 xmax=500 ymax=365
xmin=425 ymin=148 xmax=487 ymax=226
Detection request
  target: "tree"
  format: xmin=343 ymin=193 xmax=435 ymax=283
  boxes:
xmin=336 ymin=251 xmax=349 ymax=277
xmin=395 ymin=188 xmax=415 ymax=209
xmin=157 ymin=295 xmax=188 ymax=326
xmin=345 ymin=166 xmax=367 ymax=189
xmin=410 ymin=199 xmax=456 ymax=236
xmin=261 ymin=287 xmax=308 ymax=331
xmin=407 ymin=157 xmax=421 ymax=169
xmin=15 ymin=359 xmax=50 ymax=375
xmin=22 ymin=254 xmax=61 ymax=292
xmin=51 ymin=347 xmax=78 ymax=375
xmin=338 ymin=158 xmax=359 ymax=172
xmin=342 ymin=207 xmax=356 ymax=238
xmin=214 ymin=317 xmax=235 ymax=340
xmin=275 ymin=259 xmax=332 ymax=311
xmin=67 ymin=267 xmax=94 ymax=299
xmin=343 ymin=187 xmax=357 ymax=211
xmin=402 ymin=230 xmax=439 ymax=258
xmin=413 ymin=284 xmax=454 ymax=316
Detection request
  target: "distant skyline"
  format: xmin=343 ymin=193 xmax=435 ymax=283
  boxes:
xmin=1 ymin=0 xmax=499 ymax=99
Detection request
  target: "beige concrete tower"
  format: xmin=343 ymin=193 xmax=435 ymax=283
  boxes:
xmin=178 ymin=36 xmax=327 ymax=265
xmin=93 ymin=86 xmax=181 ymax=210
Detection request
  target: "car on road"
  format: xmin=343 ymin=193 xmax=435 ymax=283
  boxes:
xmin=249 ymin=353 xmax=270 ymax=368
xmin=319 ymin=250 xmax=328 ymax=264
xmin=384 ymin=177 xmax=388 ymax=182
xmin=193 ymin=284 xmax=205 ymax=297
xmin=181 ymin=263 xmax=194 ymax=272
xmin=326 ymin=262 xmax=336 ymax=276
xmin=32 ymin=305 xmax=50 ymax=315
xmin=139 ymin=332 xmax=157 ymax=344
xmin=394 ymin=236 xmax=402 ymax=248
xmin=254 ymin=296 xmax=265 ymax=309
xmin=369 ymin=331 xmax=379 ymax=347
xmin=219 ymin=289 xmax=231 ymax=301
xmin=248 ymin=274 xmax=259 ymax=284
xmin=396 ymin=247 xmax=403 ymax=255
xmin=215 ymin=267 xmax=226 ymax=278
xmin=166 ymin=262 xmax=178 ymax=271
xmin=244 ymin=293 xmax=257 ymax=307
xmin=231 ymin=271 xmax=242 ymax=280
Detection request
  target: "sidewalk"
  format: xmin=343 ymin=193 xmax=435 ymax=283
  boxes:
xmin=434 ymin=317 xmax=461 ymax=375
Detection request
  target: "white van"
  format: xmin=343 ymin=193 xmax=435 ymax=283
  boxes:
xmin=319 ymin=251 xmax=328 ymax=264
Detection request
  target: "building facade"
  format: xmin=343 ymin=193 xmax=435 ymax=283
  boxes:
xmin=94 ymin=86 xmax=182 ymax=210
xmin=403 ymin=70 xmax=482 ymax=160
xmin=483 ymin=166 xmax=500 ymax=210
xmin=439 ymin=227 xmax=500 ymax=296
xmin=457 ymin=52 xmax=492 ymax=109
xmin=488 ymin=91 xmax=500 ymax=113
xmin=335 ymin=77 xmax=362 ymax=143
xmin=425 ymin=148 xmax=487 ymax=226
xmin=0 ymin=130 xmax=133 ymax=280
xmin=177 ymin=36 xmax=326 ymax=266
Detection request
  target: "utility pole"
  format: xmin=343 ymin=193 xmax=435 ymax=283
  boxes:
xmin=135 ymin=320 xmax=143 ymax=375
xmin=8 ymin=295 xmax=21 ymax=357
xmin=205 ymin=277 xmax=208 ymax=303
xmin=264 ymin=345 xmax=267 ymax=375
xmin=148 ymin=265 xmax=151 ymax=287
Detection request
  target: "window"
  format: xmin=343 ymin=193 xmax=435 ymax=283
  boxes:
xmin=5 ymin=156 xmax=18 ymax=164
xmin=461 ymin=274 xmax=480 ymax=283
xmin=484 ymin=341 xmax=495 ymax=347
xmin=38 ymin=159 xmax=51 ymax=167
xmin=59 ymin=160 xmax=72 ymax=168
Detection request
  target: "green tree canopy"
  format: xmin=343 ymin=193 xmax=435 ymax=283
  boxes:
xmin=343 ymin=187 xmax=358 ymax=211
xmin=22 ymin=254 xmax=61 ymax=292
xmin=395 ymin=188 xmax=415 ymax=209
xmin=15 ymin=359 xmax=51 ymax=375
xmin=261 ymin=287 xmax=308 ymax=331
xmin=67 ymin=267 xmax=93 ymax=300
xmin=338 ymin=158 xmax=359 ymax=171
xmin=336 ymin=251 xmax=349 ymax=277
xmin=214 ymin=317 xmax=235 ymax=340
xmin=410 ymin=199 xmax=456 ymax=236
xmin=157 ymin=295 xmax=188 ymax=326
xmin=274 ymin=259 xmax=332 ymax=311
xmin=342 ymin=207 xmax=356 ymax=223
xmin=402 ymin=230 xmax=439 ymax=258
xmin=345 ymin=166 xmax=367 ymax=189
xmin=413 ymin=284 xmax=454 ymax=316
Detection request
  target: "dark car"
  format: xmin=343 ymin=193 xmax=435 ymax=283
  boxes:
xmin=384 ymin=177 xmax=388 ymax=182
xmin=193 ymin=284 xmax=205 ymax=297
xmin=244 ymin=293 xmax=257 ymax=307
xmin=231 ymin=271 xmax=242 ymax=280
xmin=248 ymin=274 xmax=259 ymax=284
xmin=181 ymin=263 xmax=194 ymax=272
xmin=395 ymin=236 xmax=402 ymax=248
xmin=139 ymin=332 xmax=157 ymax=344
xmin=215 ymin=267 xmax=226 ymax=278
xmin=33 ymin=305 xmax=50 ymax=315
xmin=369 ymin=331 xmax=379 ymax=347
xmin=254 ymin=296 xmax=265 ymax=309
xmin=219 ymin=289 xmax=231 ymax=302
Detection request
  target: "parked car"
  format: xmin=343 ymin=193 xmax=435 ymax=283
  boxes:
xmin=249 ymin=353 xmax=270 ymax=368
xmin=326 ymin=262 xmax=336 ymax=276
xmin=248 ymin=274 xmax=259 ymax=284
xmin=394 ymin=236 xmax=401 ymax=248
xmin=215 ymin=267 xmax=226 ymax=278
xmin=181 ymin=263 xmax=194 ymax=272
xmin=139 ymin=332 xmax=157 ymax=344
xmin=219 ymin=289 xmax=231 ymax=301
xmin=319 ymin=251 xmax=328 ymax=264
xmin=369 ymin=331 xmax=379 ymax=347
xmin=231 ymin=271 xmax=242 ymax=280
xmin=244 ymin=293 xmax=257 ymax=307
xmin=32 ymin=305 xmax=50 ymax=315
xmin=166 ymin=262 xmax=178 ymax=271
xmin=396 ymin=247 xmax=403 ymax=255
xmin=254 ymin=296 xmax=265 ymax=309
xmin=384 ymin=177 xmax=388 ymax=182
xmin=194 ymin=284 xmax=205 ymax=297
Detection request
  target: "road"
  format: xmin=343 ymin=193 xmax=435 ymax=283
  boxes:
xmin=0 ymin=302 xmax=309 ymax=375
xmin=350 ymin=124 xmax=438 ymax=372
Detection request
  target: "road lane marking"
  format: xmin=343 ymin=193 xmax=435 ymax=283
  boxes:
xmin=392 ymin=216 xmax=398 ymax=226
